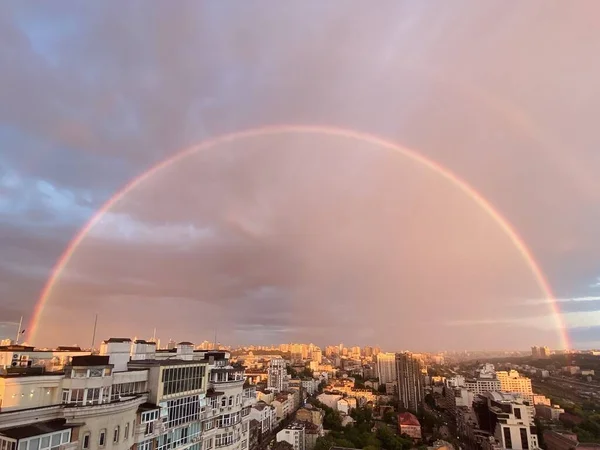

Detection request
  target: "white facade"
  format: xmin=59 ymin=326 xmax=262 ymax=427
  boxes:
xmin=277 ymin=423 xmax=305 ymax=450
xmin=464 ymin=378 xmax=501 ymax=395
xmin=376 ymin=353 xmax=396 ymax=384
xmin=267 ymin=358 xmax=287 ymax=393
xmin=315 ymin=394 xmax=342 ymax=410
xmin=0 ymin=354 xmax=148 ymax=450
xmin=249 ymin=403 xmax=276 ymax=434
xmin=0 ymin=339 xmax=258 ymax=450
xmin=483 ymin=392 xmax=539 ymax=450
xmin=0 ymin=345 xmax=90 ymax=373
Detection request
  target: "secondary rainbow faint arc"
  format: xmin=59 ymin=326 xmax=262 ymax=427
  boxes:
xmin=27 ymin=124 xmax=569 ymax=349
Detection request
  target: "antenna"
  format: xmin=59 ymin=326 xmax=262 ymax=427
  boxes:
xmin=91 ymin=314 xmax=98 ymax=350
xmin=152 ymin=327 xmax=157 ymax=342
xmin=214 ymin=329 xmax=217 ymax=350
xmin=15 ymin=316 xmax=23 ymax=344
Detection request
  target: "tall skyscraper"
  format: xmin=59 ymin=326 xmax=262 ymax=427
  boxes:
xmin=376 ymin=352 xmax=397 ymax=384
xmin=268 ymin=357 xmax=287 ymax=392
xmin=396 ymin=352 xmax=424 ymax=411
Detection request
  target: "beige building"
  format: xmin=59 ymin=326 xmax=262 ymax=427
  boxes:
xmin=0 ymin=353 xmax=148 ymax=450
xmin=495 ymin=370 xmax=533 ymax=403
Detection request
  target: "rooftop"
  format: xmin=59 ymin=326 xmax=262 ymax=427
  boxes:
xmin=398 ymin=412 xmax=421 ymax=427
xmin=104 ymin=338 xmax=132 ymax=343
xmin=128 ymin=359 xmax=207 ymax=367
xmin=134 ymin=340 xmax=156 ymax=345
xmin=0 ymin=419 xmax=72 ymax=440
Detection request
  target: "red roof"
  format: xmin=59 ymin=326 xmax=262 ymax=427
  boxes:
xmin=398 ymin=412 xmax=421 ymax=427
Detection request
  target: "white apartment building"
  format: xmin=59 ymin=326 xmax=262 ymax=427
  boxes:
xmin=276 ymin=423 xmax=305 ymax=450
xmin=267 ymin=358 xmax=287 ymax=393
xmin=495 ymin=371 xmax=533 ymax=403
xmin=376 ymin=353 xmax=396 ymax=384
xmin=0 ymin=352 xmax=148 ymax=450
xmin=249 ymin=402 xmax=276 ymax=435
xmin=0 ymin=338 xmax=257 ymax=450
xmin=0 ymin=345 xmax=90 ymax=372
xmin=481 ymin=392 xmax=539 ymax=450
xmin=464 ymin=377 xmax=501 ymax=395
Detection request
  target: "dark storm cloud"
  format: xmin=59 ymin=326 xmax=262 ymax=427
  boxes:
xmin=2 ymin=0 xmax=600 ymax=349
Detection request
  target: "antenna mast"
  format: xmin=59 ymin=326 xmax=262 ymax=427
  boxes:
xmin=91 ymin=314 xmax=98 ymax=350
xmin=15 ymin=316 xmax=23 ymax=344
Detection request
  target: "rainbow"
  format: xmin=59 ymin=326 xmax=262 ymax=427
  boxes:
xmin=27 ymin=125 xmax=570 ymax=349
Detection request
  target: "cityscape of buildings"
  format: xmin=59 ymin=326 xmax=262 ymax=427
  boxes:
xmin=0 ymin=338 xmax=599 ymax=450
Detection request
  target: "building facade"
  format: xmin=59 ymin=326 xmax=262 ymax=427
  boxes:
xmin=395 ymin=353 xmax=424 ymax=411
xmin=376 ymin=353 xmax=396 ymax=385
xmin=267 ymin=359 xmax=287 ymax=393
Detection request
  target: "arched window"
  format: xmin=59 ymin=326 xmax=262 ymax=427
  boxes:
xmin=99 ymin=429 xmax=106 ymax=447
xmin=228 ymin=396 xmax=233 ymax=406
xmin=124 ymin=422 xmax=130 ymax=440
xmin=113 ymin=426 xmax=120 ymax=443
xmin=82 ymin=432 xmax=91 ymax=449
xmin=221 ymin=396 xmax=227 ymax=407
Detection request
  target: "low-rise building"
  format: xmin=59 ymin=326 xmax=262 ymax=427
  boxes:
xmin=276 ymin=423 xmax=305 ymax=450
xmin=398 ymin=412 xmax=422 ymax=440
xmin=535 ymin=404 xmax=565 ymax=421
xmin=249 ymin=402 xmax=276 ymax=435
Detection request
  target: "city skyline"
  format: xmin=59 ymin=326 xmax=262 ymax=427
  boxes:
xmin=2 ymin=2 xmax=600 ymax=349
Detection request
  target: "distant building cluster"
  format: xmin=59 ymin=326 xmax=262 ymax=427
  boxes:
xmin=3 ymin=336 xmax=592 ymax=450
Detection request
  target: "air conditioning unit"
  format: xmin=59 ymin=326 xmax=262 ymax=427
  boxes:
xmin=12 ymin=354 xmax=19 ymax=360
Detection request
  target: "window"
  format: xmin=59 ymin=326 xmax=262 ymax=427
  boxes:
xmin=113 ymin=426 xmax=120 ymax=443
xmin=145 ymin=422 xmax=154 ymax=436
xmin=520 ymin=428 xmax=529 ymax=450
xmin=142 ymin=410 xmax=160 ymax=423
xmin=82 ymin=433 xmax=90 ymax=449
xmin=61 ymin=389 xmax=69 ymax=404
xmin=503 ymin=427 xmax=512 ymax=449
xmin=228 ymin=396 xmax=233 ymax=406
xmin=124 ymin=423 xmax=129 ymax=440
xmin=205 ymin=421 xmax=214 ymax=431
xmin=165 ymin=395 xmax=201 ymax=428
xmin=89 ymin=368 xmax=103 ymax=377
xmin=221 ymin=397 xmax=227 ymax=407
xmin=161 ymin=365 xmax=205 ymax=396
xmin=72 ymin=368 xmax=87 ymax=378
xmin=242 ymin=440 xmax=247 ymax=449
xmin=99 ymin=430 xmax=106 ymax=447
xmin=215 ymin=432 xmax=235 ymax=447
xmin=86 ymin=388 xmax=100 ymax=405
xmin=210 ymin=397 xmax=218 ymax=409
xmin=205 ymin=438 xmax=213 ymax=450
xmin=139 ymin=440 xmax=153 ymax=450
xmin=70 ymin=389 xmax=85 ymax=406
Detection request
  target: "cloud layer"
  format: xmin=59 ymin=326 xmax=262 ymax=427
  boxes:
xmin=2 ymin=1 xmax=600 ymax=349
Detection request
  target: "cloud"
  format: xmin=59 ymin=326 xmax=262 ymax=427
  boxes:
xmin=2 ymin=1 xmax=600 ymax=349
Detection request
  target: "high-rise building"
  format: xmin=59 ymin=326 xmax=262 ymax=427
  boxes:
xmin=396 ymin=352 xmax=424 ymax=411
xmin=540 ymin=346 xmax=550 ymax=358
xmin=474 ymin=392 xmax=538 ymax=450
xmin=0 ymin=338 xmax=256 ymax=450
xmin=268 ymin=357 xmax=288 ymax=392
xmin=310 ymin=348 xmax=322 ymax=364
xmin=289 ymin=344 xmax=305 ymax=364
xmin=376 ymin=352 xmax=397 ymax=384
xmin=531 ymin=346 xmax=540 ymax=358
xmin=363 ymin=346 xmax=373 ymax=358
